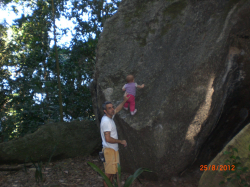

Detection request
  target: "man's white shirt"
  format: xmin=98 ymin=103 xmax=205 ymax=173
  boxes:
xmin=100 ymin=115 xmax=119 ymax=151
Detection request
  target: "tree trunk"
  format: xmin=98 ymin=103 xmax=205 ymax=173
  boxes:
xmin=51 ymin=0 xmax=63 ymax=122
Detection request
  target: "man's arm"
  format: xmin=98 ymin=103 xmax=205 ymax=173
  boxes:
xmin=104 ymin=131 xmax=127 ymax=147
xmin=114 ymin=92 xmax=130 ymax=114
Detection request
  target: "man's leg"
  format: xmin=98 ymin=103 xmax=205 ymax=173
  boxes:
xmin=103 ymin=148 xmax=116 ymax=187
xmin=117 ymin=172 xmax=121 ymax=187
xmin=103 ymin=173 xmax=113 ymax=187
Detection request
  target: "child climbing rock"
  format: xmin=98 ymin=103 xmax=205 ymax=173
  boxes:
xmin=122 ymin=75 xmax=144 ymax=115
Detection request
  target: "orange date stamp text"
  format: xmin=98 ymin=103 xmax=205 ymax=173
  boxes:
xmin=200 ymin=165 xmax=235 ymax=171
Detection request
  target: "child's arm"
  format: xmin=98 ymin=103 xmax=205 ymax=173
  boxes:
xmin=137 ymin=84 xmax=145 ymax=89
xmin=122 ymin=84 xmax=126 ymax=91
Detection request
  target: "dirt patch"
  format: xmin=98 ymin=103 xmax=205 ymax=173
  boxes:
xmin=0 ymin=155 xmax=201 ymax=187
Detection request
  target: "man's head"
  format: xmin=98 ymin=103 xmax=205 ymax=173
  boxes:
xmin=126 ymin=75 xmax=134 ymax=83
xmin=102 ymin=101 xmax=115 ymax=117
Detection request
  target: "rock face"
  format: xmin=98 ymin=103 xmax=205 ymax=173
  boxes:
xmin=92 ymin=0 xmax=250 ymax=179
xmin=198 ymin=123 xmax=250 ymax=187
xmin=0 ymin=121 xmax=101 ymax=164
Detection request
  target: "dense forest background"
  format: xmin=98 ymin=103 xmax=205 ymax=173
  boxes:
xmin=0 ymin=0 xmax=120 ymax=143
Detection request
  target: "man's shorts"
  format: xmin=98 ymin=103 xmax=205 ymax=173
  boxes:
xmin=103 ymin=148 xmax=120 ymax=174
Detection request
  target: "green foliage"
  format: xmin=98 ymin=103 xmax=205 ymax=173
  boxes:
xmin=123 ymin=167 xmax=152 ymax=187
xmin=88 ymin=162 xmax=114 ymax=187
xmin=0 ymin=0 xmax=57 ymax=141
xmin=220 ymin=146 xmax=250 ymax=186
xmin=32 ymin=160 xmax=43 ymax=183
xmin=0 ymin=0 xmax=121 ymax=142
xmin=87 ymin=162 xmax=152 ymax=187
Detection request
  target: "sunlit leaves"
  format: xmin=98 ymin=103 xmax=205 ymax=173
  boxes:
xmin=0 ymin=0 xmax=121 ymax=142
xmin=0 ymin=0 xmax=56 ymax=141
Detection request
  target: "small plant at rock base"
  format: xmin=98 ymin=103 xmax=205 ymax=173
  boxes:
xmin=31 ymin=159 xmax=43 ymax=183
xmin=219 ymin=145 xmax=250 ymax=186
xmin=25 ymin=145 xmax=57 ymax=184
xmin=87 ymin=162 xmax=152 ymax=187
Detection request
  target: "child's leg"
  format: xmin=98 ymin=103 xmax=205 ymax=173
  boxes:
xmin=124 ymin=101 xmax=129 ymax=109
xmin=129 ymin=95 xmax=135 ymax=112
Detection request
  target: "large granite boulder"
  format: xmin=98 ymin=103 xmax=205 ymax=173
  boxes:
xmin=91 ymin=0 xmax=250 ymax=179
xmin=199 ymin=123 xmax=250 ymax=187
xmin=0 ymin=120 xmax=101 ymax=164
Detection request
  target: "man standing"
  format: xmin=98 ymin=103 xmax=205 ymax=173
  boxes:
xmin=100 ymin=93 xmax=129 ymax=187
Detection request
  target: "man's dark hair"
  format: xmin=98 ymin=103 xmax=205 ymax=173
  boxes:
xmin=102 ymin=101 xmax=112 ymax=110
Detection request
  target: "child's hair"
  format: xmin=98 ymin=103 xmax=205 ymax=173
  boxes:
xmin=126 ymin=75 xmax=134 ymax=83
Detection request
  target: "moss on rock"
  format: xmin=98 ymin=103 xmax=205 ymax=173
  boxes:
xmin=163 ymin=0 xmax=187 ymax=19
xmin=161 ymin=23 xmax=173 ymax=36
xmin=124 ymin=0 xmax=154 ymax=27
xmin=0 ymin=120 xmax=101 ymax=164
